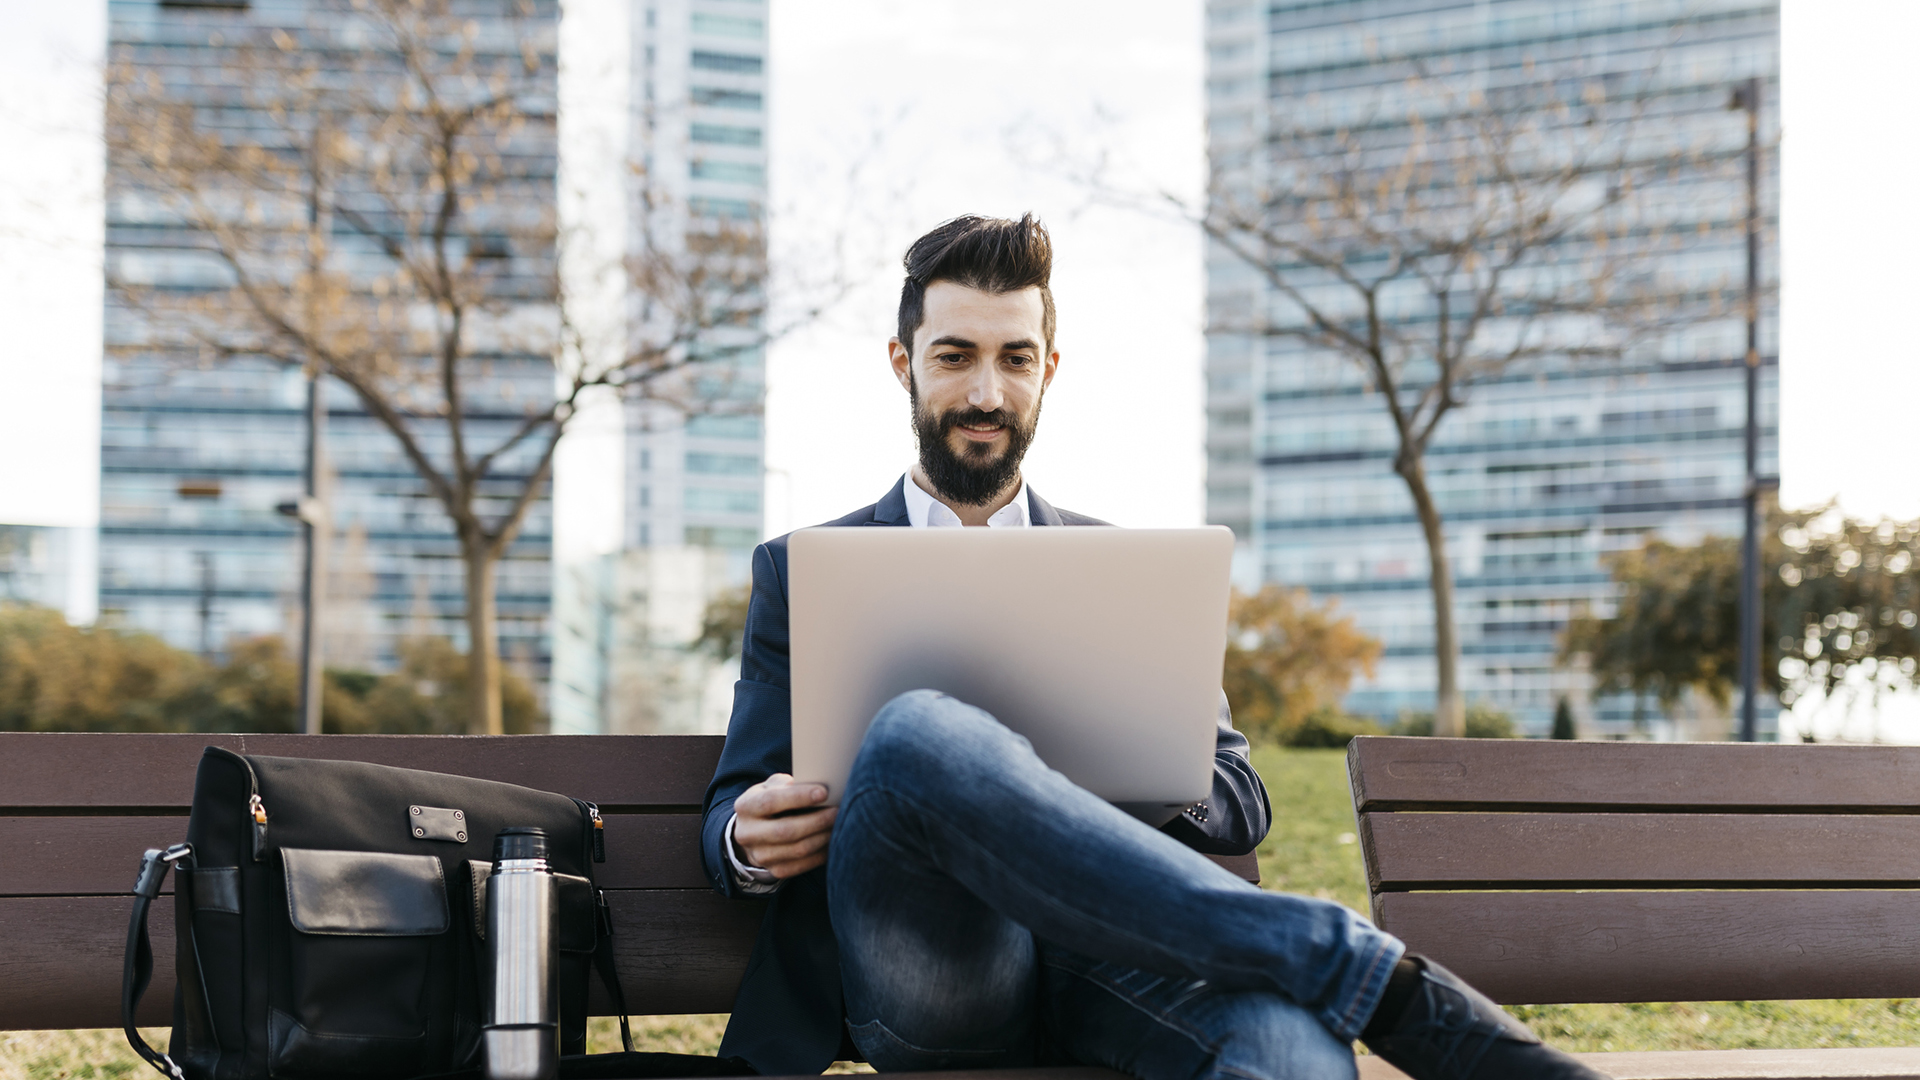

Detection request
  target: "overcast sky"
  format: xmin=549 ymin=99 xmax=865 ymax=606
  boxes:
xmin=0 ymin=0 xmax=104 ymax=530
xmin=1 ymin=0 xmax=1914 ymax=736
xmin=7 ymin=0 xmax=1916 ymax=533
xmin=760 ymin=0 xmax=1204 ymax=533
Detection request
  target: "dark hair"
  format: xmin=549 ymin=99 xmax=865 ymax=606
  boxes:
xmin=896 ymin=213 xmax=1055 ymax=359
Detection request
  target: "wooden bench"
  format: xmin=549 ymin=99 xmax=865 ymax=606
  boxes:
xmin=1346 ymin=735 xmax=1920 ymax=1080
xmin=1 ymin=731 xmax=1255 ymax=1078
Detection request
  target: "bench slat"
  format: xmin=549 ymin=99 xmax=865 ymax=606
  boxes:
xmin=4 ymin=812 xmax=1255 ymax=898
xmin=0 ymin=733 xmax=723 ymax=812
xmin=1375 ymin=889 xmax=1920 ymax=1003
xmin=0 ymin=895 xmax=176 ymax=1029
xmin=1 ymin=813 xmax=713 ymax=897
xmin=1348 ymin=737 xmax=1920 ymax=813
xmin=0 ymin=889 xmax=761 ymax=1030
xmin=593 ymin=889 xmax=765 ymax=1015
xmin=1361 ymin=812 xmax=1920 ymax=890
xmin=1358 ymin=1047 xmax=1920 ymax=1079
xmin=756 ymin=1060 xmax=1121 ymax=1068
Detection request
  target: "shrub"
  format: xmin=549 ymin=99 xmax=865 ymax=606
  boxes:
xmin=1222 ymin=585 xmax=1382 ymax=744
xmin=1281 ymin=708 xmax=1383 ymax=748
xmin=1392 ymin=702 xmax=1518 ymax=738
xmin=1551 ymin=697 xmax=1577 ymax=739
xmin=0 ymin=604 xmax=544 ymax=732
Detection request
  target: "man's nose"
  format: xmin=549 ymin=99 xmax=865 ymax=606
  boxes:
xmin=967 ymin=366 xmax=1005 ymax=412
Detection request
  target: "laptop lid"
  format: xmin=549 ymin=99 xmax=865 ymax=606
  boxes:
xmin=788 ymin=526 xmax=1234 ymax=822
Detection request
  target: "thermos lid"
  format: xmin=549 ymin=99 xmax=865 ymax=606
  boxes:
xmin=492 ymin=826 xmax=548 ymax=862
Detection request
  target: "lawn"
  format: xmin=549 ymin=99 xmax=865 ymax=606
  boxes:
xmin=7 ymin=747 xmax=1916 ymax=1079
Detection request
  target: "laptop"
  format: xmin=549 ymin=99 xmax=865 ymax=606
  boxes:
xmin=788 ymin=525 xmax=1235 ymax=826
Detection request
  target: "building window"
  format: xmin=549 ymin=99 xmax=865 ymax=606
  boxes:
xmin=685 ymin=452 xmax=759 ymax=476
xmin=691 ymin=87 xmax=764 ymax=111
xmin=691 ymin=51 xmax=763 ymax=74
xmin=686 ymin=414 xmax=761 ymax=439
xmin=691 ymin=160 xmax=765 ymax=184
xmin=691 ymin=13 xmax=763 ymax=39
xmin=685 ymin=488 xmax=760 ymax=514
xmin=689 ymin=197 xmax=759 ymax=220
xmin=685 ymin=525 xmax=760 ymax=548
xmin=691 ymin=123 xmax=762 ymax=147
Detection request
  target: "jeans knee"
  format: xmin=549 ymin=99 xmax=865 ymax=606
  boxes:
xmin=864 ymin=689 xmax=949 ymax=751
xmin=838 ymin=905 xmax=1038 ymax=1070
xmin=1204 ymin=996 xmax=1356 ymax=1080
xmin=858 ymin=689 xmax=1009 ymax=775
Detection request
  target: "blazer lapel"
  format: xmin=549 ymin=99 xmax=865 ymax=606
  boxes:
xmin=1026 ymin=485 xmax=1064 ymax=527
xmin=865 ymin=476 xmax=910 ymax=526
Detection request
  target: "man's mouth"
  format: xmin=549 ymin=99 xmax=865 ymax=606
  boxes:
xmin=956 ymin=422 xmax=1005 ymax=442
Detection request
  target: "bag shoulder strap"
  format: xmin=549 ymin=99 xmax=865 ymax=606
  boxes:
xmin=126 ymin=845 xmax=632 ymax=1069
xmin=593 ymin=889 xmax=633 ymax=1054
xmin=124 ymin=845 xmax=194 ymax=1080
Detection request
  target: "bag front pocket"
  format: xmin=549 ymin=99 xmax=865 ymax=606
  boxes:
xmin=274 ymin=849 xmax=449 ymax=1077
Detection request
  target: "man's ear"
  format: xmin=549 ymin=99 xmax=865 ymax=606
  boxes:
xmin=889 ymin=337 xmax=914 ymax=393
xmin=1041 ymin=347 xmax=1061 ymax=392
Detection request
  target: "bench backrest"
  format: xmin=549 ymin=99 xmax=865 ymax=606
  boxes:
xmin=0 ymin=731 xmax=758 ymax=1030
xmin=1347 ymin=735 xmax=1920 ymax=1005
xmin=2 ymin=731 xmax=1258 ymax=1031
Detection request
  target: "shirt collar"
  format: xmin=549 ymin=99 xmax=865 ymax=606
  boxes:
xmin=903 ymin=471 xmax=1029 ymax=528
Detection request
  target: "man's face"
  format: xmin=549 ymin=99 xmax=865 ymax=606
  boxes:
xmin=890 ymin=281 xmax=1059 ymax=506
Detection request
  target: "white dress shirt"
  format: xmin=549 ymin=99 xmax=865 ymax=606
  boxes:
xmin=901 ymin=470 xmax=1031 ymax=529
xmin=725 ymin=471 xmax=1031 ymax=890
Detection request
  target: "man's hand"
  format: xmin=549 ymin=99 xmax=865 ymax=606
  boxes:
xmin=733 ymin=773 xmax=837 ymax=879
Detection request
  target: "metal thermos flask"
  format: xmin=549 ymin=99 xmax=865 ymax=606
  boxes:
xmin=483 ymin=827 xmax=557 ymax=1080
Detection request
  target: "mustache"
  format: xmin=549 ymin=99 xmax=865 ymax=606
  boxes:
xmin=936 ymin=406 xmax=1019 ymax=436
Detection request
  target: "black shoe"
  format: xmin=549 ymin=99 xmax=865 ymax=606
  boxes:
xmin=1362 ymin=957 xmax=1609 ymax=1080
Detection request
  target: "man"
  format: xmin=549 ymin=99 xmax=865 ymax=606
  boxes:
xmin=701 ymin=214 xmax=1603 ymax=1080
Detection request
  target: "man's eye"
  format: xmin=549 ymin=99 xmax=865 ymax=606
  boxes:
xmin=938 ymin=352 xmax=965 ymax=363
xmin=1008 ymin=356 xmax=1032 ymax=367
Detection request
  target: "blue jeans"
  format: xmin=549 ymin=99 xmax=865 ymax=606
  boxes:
xmin=828 ymin=690 xmax=1404 ymax=1080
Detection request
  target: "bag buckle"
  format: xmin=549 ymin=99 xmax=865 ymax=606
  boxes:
xmin=133 ymin=844 xmax=193 ymax=899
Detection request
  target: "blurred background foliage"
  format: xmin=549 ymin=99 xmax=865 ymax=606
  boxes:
xmin=1221 ymin=585 xmax=1380 ymax=745
xmin=1564 ymin=506 xmax=1920 ymax=713
xmin=1220 ymin=584 xmax=1518 ymax=746
xmin=1387 ymin=702 xmax=1518 ymax=739
xmin=694 ymin=585 xmax=752 ymax=663
xmin=0 ymin=603 xmax=543 ymax=734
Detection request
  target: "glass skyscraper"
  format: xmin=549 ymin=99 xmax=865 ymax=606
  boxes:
xmin=624 ymin=0 xmax=768 ymax=560
xmin=102 ymin=0 xmax=559 ymax=678
xmin=547 ymin=0 xmax=768 ymax=735
xmin=1204 ymin=0 xmax=1779 ymax=737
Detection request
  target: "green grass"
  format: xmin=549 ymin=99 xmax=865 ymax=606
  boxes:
xmin=3 ymin=1018 xmax=878 ymax=1080
xmin=9 ymin=747 xmax=1914 ymax=1075
xmin=1251 ymin=744 xmax=1373 ymax=914
xmin=1 ymin=1029 xmax=169 ymax=1080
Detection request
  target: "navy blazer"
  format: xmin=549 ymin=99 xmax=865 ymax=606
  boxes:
xmin=699 ymin=477 xmax=1273 ymax=1075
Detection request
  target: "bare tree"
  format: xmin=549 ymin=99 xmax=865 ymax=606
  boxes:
xmin=1197 ymin=65 xmax=1747 ymax=736
xmin=106 ymin=0 xmax=788 ymax=734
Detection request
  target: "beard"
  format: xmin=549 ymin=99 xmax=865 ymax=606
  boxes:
xmin=909 ymin=375 xmax=1043 ymax=507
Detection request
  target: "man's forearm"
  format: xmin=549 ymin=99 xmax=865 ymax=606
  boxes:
xmin=1162 ymin=750 xmax=1271 ymax=855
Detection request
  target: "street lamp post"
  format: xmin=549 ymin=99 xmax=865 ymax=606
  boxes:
xmin=1732 ymin=76 xmax=1762 ymax=742
xmin=275 ymin=370 xmax=328 ymax=737
xmin=298 ymin=369 xmax=328 ymax=735
xmin=275 ymin=131 xmax=330 ymax=736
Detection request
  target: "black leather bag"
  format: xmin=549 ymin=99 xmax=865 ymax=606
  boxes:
xmin=122 ymin=746 xmax=637 ymax=1080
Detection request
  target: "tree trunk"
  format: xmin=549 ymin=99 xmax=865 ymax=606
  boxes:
xmin=463 ymin=545 xmax=504 ymax=735
xmin=1397 ymin=454 xmax=1464 ymax=738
